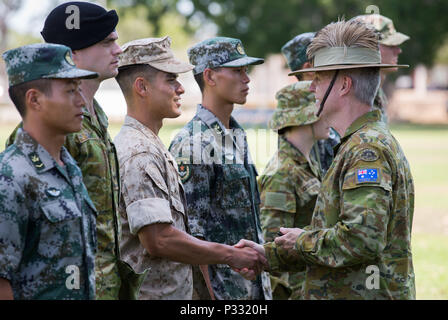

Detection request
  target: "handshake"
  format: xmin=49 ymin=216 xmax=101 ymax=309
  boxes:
xmin=228 ymin=227 xmax=305 ymax=280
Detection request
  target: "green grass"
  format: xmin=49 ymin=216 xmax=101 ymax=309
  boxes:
xmin=1 ymin=121 xmax=447 ymax=299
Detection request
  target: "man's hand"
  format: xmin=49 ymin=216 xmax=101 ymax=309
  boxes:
xmin=227 ymin=245 xmax=266 ymax=275
xmin=230 ymin=239 xmax=268 ymax=280
xmin=274 ymin=227 xmax=305 ymax=251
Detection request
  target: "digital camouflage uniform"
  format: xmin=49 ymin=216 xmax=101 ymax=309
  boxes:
xmin=354 ymin=14 xmax=411 ymax=125
xmin=115 ymin=116 xmax=192 ymax=300
xmin=0 ymin=130 xmax=97 ymax=299
xmin=169 ymin=105 xmax=272 ymax=300
xmin=0 ymin=43 xmax=98 ymax=299
xmin=5 ymin=102 xmax=123 ymax=300
xmin=281 ymin=32 xmax=340 ymax=175
xmin=265 ymin=110 xmax=415 ymax=299
xmin=259 ymin=82 xmax=322 ymax=299
xmin=167 ymin=37 xmax=271 ymax=300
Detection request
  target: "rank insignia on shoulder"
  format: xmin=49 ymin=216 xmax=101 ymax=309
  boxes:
xmin=46 ymin=187 xmax=61 ymax=197
xmin=356 ymin=168 xmax=379 ymax=183
xmin=360 ymin=148 xmax=379 ymax=162
xmin=29 ymin=152 xmax=45 ymax=169
xmin=177 ymin=158 xmax=192 ymax=183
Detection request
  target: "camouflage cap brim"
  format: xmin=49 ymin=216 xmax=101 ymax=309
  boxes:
xmin=43 ymin=67 xmax=98 ymax=80
xmin=148 ymin=58 xmax=194 ymax=74
xmin=269 ymin=105 xmax=320 ymax=130
xmin=220 ymin=56 xmax=264 ymax=68
xmin=380 ymin=32 xmax=410 ymax=46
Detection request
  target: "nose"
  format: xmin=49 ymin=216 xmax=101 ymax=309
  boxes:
xmin=113 ymin=42 xmax=123 ymax=56
xmin=309 ymin=79 xmax=316 ymax=92
xmin=176 ymin=81 xmax=185 ymax=95
xmin=75 ymin=88 xmax=85 ymax=108
xmin=395 ymin=46 xmax=402 ymax=55
xmin=242 ymin=71 xmax=250 ymax=84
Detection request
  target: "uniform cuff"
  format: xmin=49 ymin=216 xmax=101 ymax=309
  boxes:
xmin=126 ymin=198 xmax=173 ymax=235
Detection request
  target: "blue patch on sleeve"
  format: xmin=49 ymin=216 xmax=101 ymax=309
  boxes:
xmin=357 ymin=168 xmax=379 ymax=183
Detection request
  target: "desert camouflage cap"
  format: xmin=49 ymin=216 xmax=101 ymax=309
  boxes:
xmin=188 ymin=37 xmax=264 ymax=75
xmin=2 ymin=43 xmax=98 ymax=87
xmin=269 ymin=81 xmax=319 ymax=131
xmin=119 ymin=36 xmax=194 ymax=74
xmin=353 ymin=14 xmax=410 ymax=46
xmin=281 ymin=32 xmax=315 ymax=72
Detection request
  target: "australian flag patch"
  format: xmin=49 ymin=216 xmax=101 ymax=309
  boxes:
xmin=356 ymin=168 xmax=379 ymax=183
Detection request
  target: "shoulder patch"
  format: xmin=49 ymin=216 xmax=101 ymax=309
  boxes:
xmin=176 ymin=158 xmax=192 ymax=183
xmin=356 ymin=168 xmax=379 ymax=184
xmin=265 ymin=192 xmax=287 ymax=207
xmin=360 ymin=148 xmax=379 ymax=162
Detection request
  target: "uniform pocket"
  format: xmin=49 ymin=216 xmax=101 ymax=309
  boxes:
xmin=217 ymin=164 xmax=252 ymax=208
xmin=38 ymin=200 xmax=82 ymax=258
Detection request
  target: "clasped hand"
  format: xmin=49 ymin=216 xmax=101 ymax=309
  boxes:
xmin=231 ymin=227 xmax=304 ymax=280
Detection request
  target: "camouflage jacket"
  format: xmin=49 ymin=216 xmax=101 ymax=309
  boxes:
xmin=259 ymin=136 xmax=321 ymax=299
xmin=114 ymin=116 xmax=193 ymax=300
xmin=0 ymin=129 xmax=97 ymax=299
xmin=5 ymin=101 xmax=122 ymax=299
xmin=65 ymin=100 xmax=122 ymax=299
xmin=265 ymin=110 xmax=416 ymax=300
xmin=169 ymin=105 xmax=272 ymax=300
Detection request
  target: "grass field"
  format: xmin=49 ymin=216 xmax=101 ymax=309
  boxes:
xmin=1 ymin=121 xmax=447 ymax=299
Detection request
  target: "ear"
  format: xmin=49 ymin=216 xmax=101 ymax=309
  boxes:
xmin=25 ymin=88 xmax=44 ymax=112
xmin=133 ymin=77 xmax=148 ymax=97
xmin=203 ymin=68 xmax=216 ymax=87
xmin=302 ymin=61 xmax=313 ymax=69
xmin=71 ymin=50 xmax=81 ymax=64
xmin=339 ymin=75 xmax=352 ymax=97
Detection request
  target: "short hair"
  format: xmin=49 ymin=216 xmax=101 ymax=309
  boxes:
xmin=8 ymin=79 xmax=53 ymax=117
xmin=342 ymin=68 xmax=380 ymax=106
xmin=193 ymin=67 xmax=222 ymax=93
xmin=115 ymin=64 xmax=159 ymax=97
xmin=194 ymin=73 xmax=205 ymax=93
xmin=308 ymin=19 xmax=380 ymax=106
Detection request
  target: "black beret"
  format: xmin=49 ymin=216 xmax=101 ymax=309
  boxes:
xmin=41 ymin=1 xmax=119 ymax=51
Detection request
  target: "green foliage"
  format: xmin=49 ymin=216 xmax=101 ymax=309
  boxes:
xmin=110 ymin=0 xmax=448 ymax=68
xmin=184 ymin=0 xmax=448 ymax=68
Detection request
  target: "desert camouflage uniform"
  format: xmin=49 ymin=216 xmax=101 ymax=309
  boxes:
xmin=115 ymin=116 xmax=192 ymax=300
xmin=169 ymin=105 xmax=272 ymax=300
xmin=265 ymin=110 xmax=415 ymax=299
xmin=5 ymin=100 xmax=122 ymax=300
xmin=260 ymin=82 xmax=321 ymax=299
xmin=0 ymin=129 xmax=97 ymax=299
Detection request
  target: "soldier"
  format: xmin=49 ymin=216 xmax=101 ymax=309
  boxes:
xmin=352 ymin=14 xmax=410 ymax=123
xmin=169 ymin=37 xmax=272 ymax=300
xmin=259 ymin=82 xmax=330 ymax=299
xmin=236 ymin=19 xmax=415 ymax=300
xmin=114 ymin=37 xmax=265 ymax=300
xmin=5 ymin=2 xmax=125 ymax=299
xmin=281 ymin=33 xmax=340 ymax=175
xmin=0 ymin=43 xmax=98 ymax=299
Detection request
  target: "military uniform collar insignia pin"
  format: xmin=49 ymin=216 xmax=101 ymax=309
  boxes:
xmin=29 ymin=152 xmax=45 ymax=169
